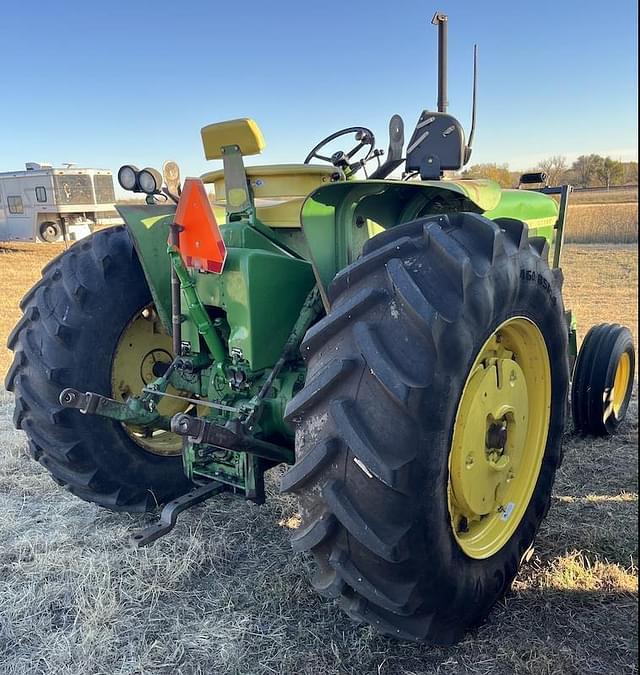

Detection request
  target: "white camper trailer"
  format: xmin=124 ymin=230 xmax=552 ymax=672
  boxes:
xmin=0 ymin=163 xmax=121 ymax=243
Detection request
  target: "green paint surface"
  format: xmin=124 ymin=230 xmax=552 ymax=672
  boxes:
xmin=119 ymin=205 xmax=314 ymax=372
xmin=301 ymin=180 xmax=560 ymax=287
xmin=484 ymin=189 xmax=558 ymax=244
xmin=117 ymin=204 xmax=176 ymax=333
xmin=192 ymin=245 xmax=314 ymax=370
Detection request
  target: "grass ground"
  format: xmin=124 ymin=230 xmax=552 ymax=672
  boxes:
xmin=561 ymin=244 xmax=638 ymax=350
xmin=0 ymin=239 xmax=637 ymax=674
xmin=552 ymin=186 xmax=639 ymax=244
xmin=0 ymin=388 xmax=636 ymax=675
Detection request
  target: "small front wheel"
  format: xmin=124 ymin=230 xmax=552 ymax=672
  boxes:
xmin=572 ymin=323 xmax=635 ymax=435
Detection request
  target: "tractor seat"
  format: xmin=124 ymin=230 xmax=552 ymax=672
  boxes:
xmin=201 ymin=164 xmax=344 ymax=228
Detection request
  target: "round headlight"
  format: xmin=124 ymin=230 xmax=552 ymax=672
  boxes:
xmin=117 ymin=164 xmax=139 ymax=191
xmin=138 ymin=167 xmax=162 ymax=194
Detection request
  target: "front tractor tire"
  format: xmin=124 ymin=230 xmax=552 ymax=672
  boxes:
xmin=571 ymin=323 xmax=635 ymax=435
xmin=5 ymin=226 xmax=191 ymax=512
xmin=283 ymin=213 xmax=569 ymax=644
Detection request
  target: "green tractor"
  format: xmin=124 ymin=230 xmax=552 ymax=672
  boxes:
xmin=6 ymin=13 xmax=635 ymax=644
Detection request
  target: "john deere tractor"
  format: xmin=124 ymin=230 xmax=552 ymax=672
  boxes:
xmin=6 ymin=13 xmax=635 ymax=644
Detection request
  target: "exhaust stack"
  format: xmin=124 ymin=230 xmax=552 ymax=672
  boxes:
xmin=431 ymin=12 xmax=448 ymax=113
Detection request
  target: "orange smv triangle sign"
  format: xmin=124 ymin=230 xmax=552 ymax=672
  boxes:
xmin=173 ymin=177 xmax=227 ymax=273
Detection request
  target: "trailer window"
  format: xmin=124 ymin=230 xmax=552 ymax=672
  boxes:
xmin=35 ymin=186 xmax=47 ymax=202
xmin=93 ymin=174 xmax=116 ymax=203
xmin=7 ymin=196 xmax=24 ymax=214
xmin=53 ymin=174 xmax=94 ymax=204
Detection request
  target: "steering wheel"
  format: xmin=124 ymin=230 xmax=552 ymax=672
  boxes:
xmin=304 ymin=126 xmax=376 ymax=173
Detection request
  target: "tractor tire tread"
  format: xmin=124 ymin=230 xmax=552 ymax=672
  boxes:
xmin=5 ymin=226 xmax=191 ymax=513
xmin=285 ymin=213 xmax=569 ymax=644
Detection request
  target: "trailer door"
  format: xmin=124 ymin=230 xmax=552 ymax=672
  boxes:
xmin=1 ymin=177 xmax=33 ymax=241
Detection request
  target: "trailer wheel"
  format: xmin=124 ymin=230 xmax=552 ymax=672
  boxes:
xmin=5 ymin=226 xmax=192 ymax=512
xmin=283 ymin=213 xmax=569 ymax=644
xmin=39 ymin=220 xmax=62 ymax=242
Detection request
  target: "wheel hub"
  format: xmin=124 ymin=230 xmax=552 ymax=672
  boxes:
xmin=450 ymin=353 xmax=527 ymax=518
xmin=448 ymin=317 xmax=551 ymax=559
xmin=486 ymin=421 xmax=507 ymax=450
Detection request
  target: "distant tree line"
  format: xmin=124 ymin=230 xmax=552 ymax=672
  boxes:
xmin=458 ymin=157 xmax=638 ymax=189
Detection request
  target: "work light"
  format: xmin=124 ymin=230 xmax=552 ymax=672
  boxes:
xmin=138 ymin=167 xmax=163 ymax=194
xmin=117 ymin=165 xmax=139 ymax=191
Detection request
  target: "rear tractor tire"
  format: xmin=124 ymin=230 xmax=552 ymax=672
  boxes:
xmin=571 ymin=323 xmax=635 ymax=435
xmin=5 ymin=226 xmax=191 ymax=512
xmin=283 ymin=213 xmax=569 ymax=644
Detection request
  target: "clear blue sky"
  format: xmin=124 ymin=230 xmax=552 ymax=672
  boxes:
xmin=0 ymin=0 xmax=637 ymax=187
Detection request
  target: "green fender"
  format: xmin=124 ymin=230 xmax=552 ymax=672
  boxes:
xmin=116 ymin=204 xmax=176 ymax=331
xmin=300 ymin=178 xmax=558 ymax=289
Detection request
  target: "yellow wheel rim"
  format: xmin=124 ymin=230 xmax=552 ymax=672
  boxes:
xmin=611 ymin=352 xmax=631 ymax=419
xmin=111 ymin=305 xmax=186 ymax=456
xmin=448 ymin=317 xmax=552 ymax=559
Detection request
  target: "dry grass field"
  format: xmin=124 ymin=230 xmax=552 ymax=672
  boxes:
xmin=570 ymin=187 xmax=637 ymax=205
xmin=565 ymin=202 xmax=638 ymax=244
xmin=0 ymin=234 xmax=637 ymax=674
xmin=561 ymin=244 xmax=638 ymax=350
xmin=561 ymin=186 xmax=638 ymax=244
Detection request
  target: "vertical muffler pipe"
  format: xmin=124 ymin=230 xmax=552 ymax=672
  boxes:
xmin=431 ymin=12 xmax=448 ymax=113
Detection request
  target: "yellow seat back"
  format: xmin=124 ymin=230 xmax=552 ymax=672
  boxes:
xmin=201 ymin=118 xmax=265 ymax=160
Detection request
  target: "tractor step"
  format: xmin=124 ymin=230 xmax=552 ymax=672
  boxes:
xmin=129 ymin=480 xmax=226 ymax=548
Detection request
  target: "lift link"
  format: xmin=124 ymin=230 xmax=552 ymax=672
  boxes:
xmin=59 ymin=387 xmax=170 ymax=429
xmin=171 ymin=413 xmax=292 ymax=464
